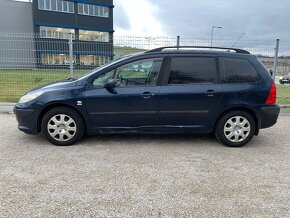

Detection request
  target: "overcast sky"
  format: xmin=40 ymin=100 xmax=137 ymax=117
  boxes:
xmin=114 ymin=0 xmax=290 ymax=40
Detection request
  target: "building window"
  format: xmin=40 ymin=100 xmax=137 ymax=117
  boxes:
xmin=80 ymin=55 xmax=94 ymax=65
xmin=79 ymin=30 xmax=109 ymax=42
xmin=41 ymin=54 xmax=76 ymax=65
xmin=77 ymin=3 xmax=109 ymax=18
xmin=38 ymin=0 xmax=74 ymax=13
xmin=80 ymin=55 xmax=110 ymax=66
xmin=39 ymin=26 xmax=75 ymax=39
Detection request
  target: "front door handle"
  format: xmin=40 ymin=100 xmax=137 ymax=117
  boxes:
xmin=206 ymin=90 xmax=215 ymax=97
xmin=142 ymin=92 xmax=155 ymax=99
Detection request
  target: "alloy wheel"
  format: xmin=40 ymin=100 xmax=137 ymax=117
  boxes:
xmin=223 ymin=116 xmax=251 ymax=142
xmin=47 ymin=114 xmax=77 ymax=142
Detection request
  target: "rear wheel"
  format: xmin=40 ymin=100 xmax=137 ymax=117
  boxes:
xmin=41 ymin=107 xmax=84 ymax=146
xmin=215 ymin=111 xmax=256 ymax=147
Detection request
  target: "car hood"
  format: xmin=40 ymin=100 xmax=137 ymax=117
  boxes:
xmin=28 ymin=78 xmax=78 ymax=93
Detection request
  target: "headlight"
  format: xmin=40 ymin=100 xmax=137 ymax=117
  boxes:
xmin=18 ymin=91 xmax=44 ymax=104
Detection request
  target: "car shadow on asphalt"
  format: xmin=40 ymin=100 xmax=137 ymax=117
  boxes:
xmin=80 ymin=133 xmax=221 ymax=147
xmin=20 ymin=132 xmax=261 ymax=148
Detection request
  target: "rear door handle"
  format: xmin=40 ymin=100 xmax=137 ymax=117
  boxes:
xmin=142 ymin=92 xmax=155 ymax=99
xmin=206 ymin=90 xmax=215 ymax=97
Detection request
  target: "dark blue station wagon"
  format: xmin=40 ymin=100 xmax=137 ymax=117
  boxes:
xmin=14 ymin=46 xmax=280 ymax=147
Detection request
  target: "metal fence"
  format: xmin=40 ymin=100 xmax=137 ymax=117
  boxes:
xmin=0 ymin=32 xmax=289 ymax=106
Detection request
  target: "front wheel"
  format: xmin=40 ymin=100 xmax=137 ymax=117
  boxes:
xmin=215 ymin=111 xmax=256 ymax=147
xmin=41 ymin=107 xmax=84 ymax=146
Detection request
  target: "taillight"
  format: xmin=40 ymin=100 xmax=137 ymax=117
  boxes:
xmin=265 ymin=83 xmax=276 ymax=105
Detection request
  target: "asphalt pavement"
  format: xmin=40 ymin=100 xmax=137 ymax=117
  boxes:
xmin=0 ymin=113 xmax=289 ymax=217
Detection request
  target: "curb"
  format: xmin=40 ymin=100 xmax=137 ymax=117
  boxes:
xmin=0 ymin=103 xmax=15 ymax=113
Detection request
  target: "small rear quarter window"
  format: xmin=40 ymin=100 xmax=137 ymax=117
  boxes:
xmin=219 ymin=58 xmax=259 ymax=83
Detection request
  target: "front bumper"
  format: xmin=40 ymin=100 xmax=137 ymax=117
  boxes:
xmin=14 ymin=105 xmax=40 ymax=135
xmin=260 ymin=105 xmax=280 ymax=129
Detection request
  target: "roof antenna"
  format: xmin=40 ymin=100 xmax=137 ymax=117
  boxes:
xmin=228 ymin=33 xmax=245 ymax=52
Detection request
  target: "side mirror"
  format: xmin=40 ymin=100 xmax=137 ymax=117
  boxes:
xmin=269 ymin=68 xmax=273 ymax=76
xmin=104 ymin=79 xmax=118 ymax=89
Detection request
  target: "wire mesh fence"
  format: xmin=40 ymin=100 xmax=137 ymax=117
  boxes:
xmin=0 ymin=32 xmax=289 ymax=106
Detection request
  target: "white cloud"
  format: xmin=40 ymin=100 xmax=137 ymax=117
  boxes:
xmin=114 ymin=0 xmax=166 ymax=36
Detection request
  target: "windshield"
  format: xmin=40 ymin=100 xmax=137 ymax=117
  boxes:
xmin=77 ymin=53 xmax=144 ymax=80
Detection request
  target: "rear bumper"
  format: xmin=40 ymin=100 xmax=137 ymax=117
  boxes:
xmin=14 ymin=105 xmax=40 ymax=135
xmin=260 ymin=105 xmax=280 ymax=129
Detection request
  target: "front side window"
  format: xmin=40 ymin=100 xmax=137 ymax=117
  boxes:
xmin=168 ymin=57 xmax=215 ymax=84
xmin=92 ymin=58 xmax=162 ymax=88
xmin=92 ymin=70 xmax=114 ymax=87
xmin=115 ymin=58 xmax=162 ymax=87
xmin=220 ymin=58 xmax=259 ymax=83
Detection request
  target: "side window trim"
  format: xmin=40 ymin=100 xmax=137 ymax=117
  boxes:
xmin=114 ymin=57 xmax=163 ymax=88
xmin=164 ymin=55 xmax=217 ymax=86
xmin=218 ymin=57 xmax=261 ymax=84
xmin=88 ymin=56 xmax=164 ymax=89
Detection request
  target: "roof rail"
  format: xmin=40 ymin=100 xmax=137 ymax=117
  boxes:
xmin=145 ymin=46 xmax=250 ymax=54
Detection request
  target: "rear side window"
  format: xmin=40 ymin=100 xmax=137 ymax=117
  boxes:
xmin=220 ymin=58 xmax=259 ymax=83
xmin=168 ymin=57 xmax=215 ymax=84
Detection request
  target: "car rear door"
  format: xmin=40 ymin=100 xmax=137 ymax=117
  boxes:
xmin=157 ymin=54 xmax=222 ymax=133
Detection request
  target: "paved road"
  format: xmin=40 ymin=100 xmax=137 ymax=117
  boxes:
xmin=0 ymin=114 xmax=289 ymax=217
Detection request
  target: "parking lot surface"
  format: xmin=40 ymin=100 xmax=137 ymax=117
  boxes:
xmin=0 ymin=113 xmax=289 ymax=217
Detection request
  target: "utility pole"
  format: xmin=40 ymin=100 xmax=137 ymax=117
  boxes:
xmin=177 ymin=36 xmax=180 ymax=48
xmin=273 ymin=39 xmax=280 ymax=80
xmin=68 ymin=33 xmax=74 ymax=79
xmin=210 ymin=26 xmax=222 ymax=47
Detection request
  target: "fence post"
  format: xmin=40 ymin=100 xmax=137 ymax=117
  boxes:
xmin=176 ymin=36 xmax=180 ymax=48
xmin=273 ymin=39 xmax=280 ymax=80
xmin=68 ymin=33 xmax=74 ymax=78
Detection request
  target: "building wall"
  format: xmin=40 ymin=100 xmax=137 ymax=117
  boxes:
xmin=0 ymin=0 xmax=34 ymax=33
xmin=33 ymin=0 xmax=113 ymax=32
xmin=0 ymin=0 xmax=114 ymax=69
xmin=32 ymin=0 xmax=114 ymax=68
xmin=0 ymin=0 xmax=35 ymax=68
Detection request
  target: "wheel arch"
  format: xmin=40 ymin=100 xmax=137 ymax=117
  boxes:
xmin=37 ymin=103 xmax=87 ymax=134
xmin=214 ymin=107 xmax=259 ymax=135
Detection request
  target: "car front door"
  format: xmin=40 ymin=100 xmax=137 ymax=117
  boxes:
xmin=84 ymin=57 xmax=163 ymax=130
xmin=157 ymin=55 xmax=222 ymax=132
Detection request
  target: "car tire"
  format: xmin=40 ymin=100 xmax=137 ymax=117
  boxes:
xmin=215 ymin=110 xmax=256 ymax=147
xmin=41 ymin=107 xmax=84 ymax=146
